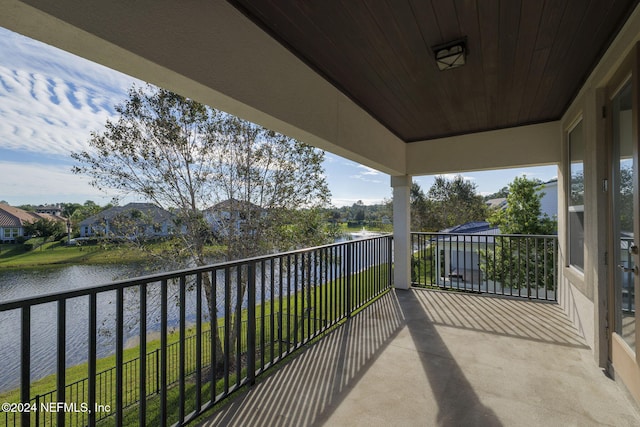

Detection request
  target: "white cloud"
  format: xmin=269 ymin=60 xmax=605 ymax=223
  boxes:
xmin=357 ymin=165 xmax=381 ymax=176
xmin=0 ymin=64 xmax=126 ymax=157
xmin=348 ymin=164 xmax=384 ymax=183
xmin=0 ymin=161 xmax=112 ymax=205
xmin=0 ymin=27 xmax=140 ymax=159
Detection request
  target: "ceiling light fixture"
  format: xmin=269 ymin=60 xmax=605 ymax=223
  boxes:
xmin=432 ymin=38 xmax=467 ymax=71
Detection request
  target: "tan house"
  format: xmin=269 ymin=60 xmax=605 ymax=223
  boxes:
xmin=3 ymin=0 xmax=640 ymax=419
xmin=0 ymin=203 xmax=61 ymax=242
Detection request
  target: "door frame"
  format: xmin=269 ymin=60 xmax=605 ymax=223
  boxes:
xmin=605 ymin=44 xmax=640 ymax=399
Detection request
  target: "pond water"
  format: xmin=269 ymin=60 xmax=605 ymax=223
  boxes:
xmin=0 ymin=264 xmax=187 ymax=392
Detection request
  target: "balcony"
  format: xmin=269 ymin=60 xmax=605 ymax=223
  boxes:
xmin=203 ymin=289 xmax=639 ymax=426
xmin=1 ymin=234 xmax=638 ymax=426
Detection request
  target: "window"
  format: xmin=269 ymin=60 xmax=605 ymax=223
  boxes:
xmin=568 ymin=120 xmax=584 ymax=271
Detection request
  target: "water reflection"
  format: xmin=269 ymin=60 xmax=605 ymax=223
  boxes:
xmin=0 ymin=264 xmax=189 ymax=392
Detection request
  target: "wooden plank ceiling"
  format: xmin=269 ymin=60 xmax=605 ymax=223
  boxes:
xmin=228 ymin=0 xmax=639 ymax=142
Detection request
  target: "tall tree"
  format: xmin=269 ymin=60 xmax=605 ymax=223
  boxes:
xmin=483 ymin=186 xmax=509 ymax=201
xmin=482 ymin=176 xmax=556 ymax=291
xmin=426 ymin=175 xmax=487 ymax=230
xmin=72 ymin=84 xmax=331 ymax=371
xmin=23 ymin=218 xmax=66 ymax=242
xmin=410 ymin=182 xmax=432 ymax=231
xmin=488 ymin=176 xmax=555 ymax=235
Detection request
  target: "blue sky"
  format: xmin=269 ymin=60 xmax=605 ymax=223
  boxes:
xmin=0 ymin=27 xmax=557 ymax=208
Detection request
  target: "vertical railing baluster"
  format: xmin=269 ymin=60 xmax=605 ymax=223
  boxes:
xmin=260 ymin=259 xmax=265 ymax=371
xmin=270 ymin=258 xmax=275 ymax=364
xmin=373 ymin=238 xmax=378 ymax=295
xmin=300 ymin=253 xmax=305 ymax=343
xmin=235 ymin=267 xmax=242 ymax=387
xmin=138 ymin=282 xmax=147 ymax=426
xmin=388 ymin=236 xmax=393 ymax=289
xmin=553 ymin=237 xmax=557 ymax=299
xmin=278 ymin=257 xmax=284 ymax=356
xmin=160 ymin=279 xmax=168 ymax=426
xmin=34 ymin=394 xmax=39 ymax=426
xmin=88 ymin=293 xmax=97 ymax=427
xmin=306 ymin=251 xmax=312 ymax=339
xmin=286 ymin=255 xmax=291 ymax=353
xmin=485 ymin=235 xmax=490 ymax=293
xmin=357 ymin=240 xmax=361 ymax=306
xmin=195 ymin=272 xmax=202 ymax=412
xmin=155 ymin=348 xmax=159 ymax=395
xmin=526 ymin=238 xmax=531 ymax=299
xmin=115 ymin=287 xmax=124 ymax=425
xmin=497 ymin=235 xmax=501 ymax=295
xmin=414 ymin=234 xmax=418 ymax=286
xmin=332 ymin=245 xmax=337 ymax=319
xmin=532 ymin=237 xmax=540 ymax=299
xmin=314 ymin=250 xmax=319 ymax=333
xmin=224 ymin=267 xmax=231 ymax=393
xmin=293 ymin=254 xmax=299 ymax=345
xmin=20 ymin=306 xmax=30 ymax=427
xmin=364 ymin=239 xmax=368 ymax=301
xmin=247 ymin=262 xmax=256 ymax=385
xmin=179 ymin=276 xmax=186 ymax=423
xmin=508 ymin=238 xmax=513 ymax=296
xmin=346 ymin=243 xmax=352 ymax=317
xmin=210 ymin=269 xmax=217 ymax=403
xmin=57 ymin=299 xmax=66 ymax=427
xmin=544 ymin=238 xmax=548 ymax=300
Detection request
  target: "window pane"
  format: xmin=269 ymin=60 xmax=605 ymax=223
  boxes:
xmin=568 ymin=120 xmax=584 ymax=270
xmin=612 ymin=81 xmax=635 ymax=352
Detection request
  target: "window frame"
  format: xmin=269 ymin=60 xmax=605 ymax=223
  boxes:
xmin=567 ymin=117 xmax=585 ymax=272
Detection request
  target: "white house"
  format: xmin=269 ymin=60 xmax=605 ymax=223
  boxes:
xmin=538 ymin=179 xmax=558 ymax=220
xmin=0 ymin=204 xmax=65 ymax=243
xmin=78 ymin=203 xmax=176 ymax=239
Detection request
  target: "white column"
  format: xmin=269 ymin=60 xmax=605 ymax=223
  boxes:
xmin=391 ymin=175 xmax=411 ymax=290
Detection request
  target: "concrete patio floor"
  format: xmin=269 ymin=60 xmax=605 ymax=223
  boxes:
xmin=200 ymin=288 xmax=640 ymax=426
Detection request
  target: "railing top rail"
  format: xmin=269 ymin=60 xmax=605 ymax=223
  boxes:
xmin=411 ymin=231 xmax=558 ymax=239
xmin=0 ymin=234 xmax=392 ymax=312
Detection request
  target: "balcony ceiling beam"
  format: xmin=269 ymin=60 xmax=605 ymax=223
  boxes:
xmin=406 ymin=121 xmax=561 ymax=176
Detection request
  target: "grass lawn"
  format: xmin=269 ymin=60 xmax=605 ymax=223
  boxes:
xmin=0 ymin=241 xmax=145 ymax=269
xmin=0 ymin=240 xmax=225 ymax=270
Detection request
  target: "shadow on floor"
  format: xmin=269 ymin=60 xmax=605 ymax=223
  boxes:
xmin=200 ymin=289 xmax=516 ymax=426
xmin=410 ymin=288 xmax=589 ymax=348
xmin=397 ymin=290 xmax=503 ymax=426
xmin=200 ymin=291 xmax=405 ymax=426
xmin=200 ymin=288 xmax=640 ymax=426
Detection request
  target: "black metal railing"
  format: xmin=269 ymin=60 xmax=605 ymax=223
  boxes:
xmin=411 ymin=232 xmax=557 ymax=301
xmin=1 ymin=235 xmax=392 ymax=426
xmin=620 ymin=236 xmax=636 ymax=314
